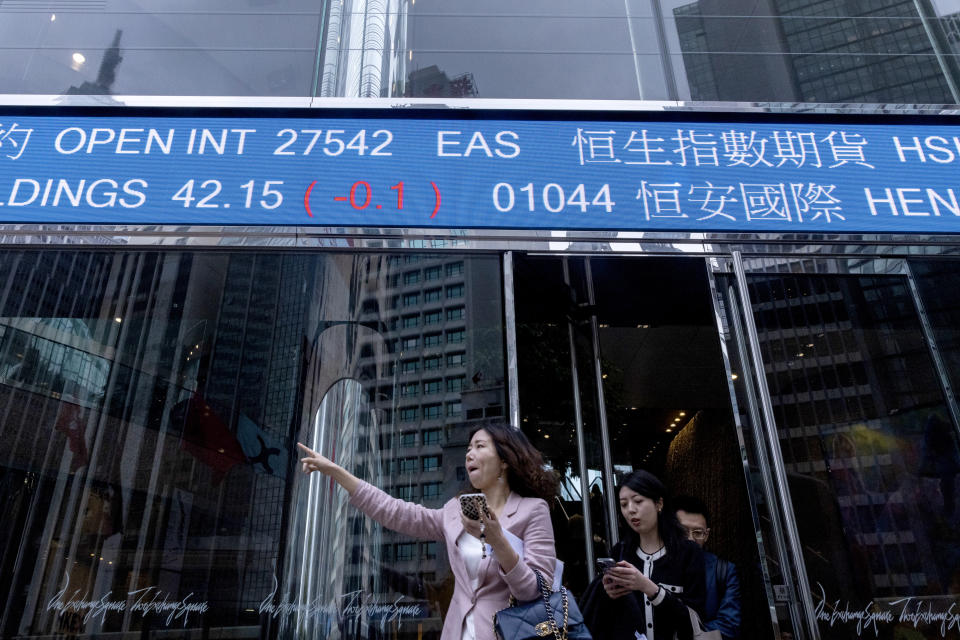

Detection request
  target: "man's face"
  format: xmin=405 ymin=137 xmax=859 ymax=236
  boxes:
xmin=676 ymin=509 xmax=709 ymax=547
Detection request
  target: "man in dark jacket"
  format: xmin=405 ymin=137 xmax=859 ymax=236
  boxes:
xmin=674 ymin=496 xmax=741 ymax=640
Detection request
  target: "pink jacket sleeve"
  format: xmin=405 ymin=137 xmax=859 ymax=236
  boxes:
xmin=348 ymin=480 xmax=446 ymax=541
xmin=499 ymin=498 xmax=556 ymax=602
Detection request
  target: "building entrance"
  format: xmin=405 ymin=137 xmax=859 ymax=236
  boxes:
xmin=513 ymin=254 xmax=775 ymax=639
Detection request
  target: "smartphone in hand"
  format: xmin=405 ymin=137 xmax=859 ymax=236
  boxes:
xmin=459 ymin=493 xmax=490 ymax=520
xmin=596 ymin=557 xmax=616 ymax=574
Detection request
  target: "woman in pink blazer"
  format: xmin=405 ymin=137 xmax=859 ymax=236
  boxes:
xmin=298 ymin=422 xmax=557 ymax=640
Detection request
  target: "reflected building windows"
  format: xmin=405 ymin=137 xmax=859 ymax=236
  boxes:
xmin=0 ymin=249 xmax=506 ymax=640
xmin=422 ymin=482 xmax=442 ymax=500
xmin=671 ymin=0 xmax=958 ymax=103
xmin=747 ymin=271 xmax=959 ymax=610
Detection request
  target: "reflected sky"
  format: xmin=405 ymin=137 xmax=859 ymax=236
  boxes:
xmin=0 ymin=0 xmax=957 ymax=101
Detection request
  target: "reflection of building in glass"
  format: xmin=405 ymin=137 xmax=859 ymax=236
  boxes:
xmin=943 ymin=10 xmax=960 ymax=52
xmin=198 ymin=254 xmax=311 ymax=611
xmin=0 ymin=252 xmax=316 ymax=636
xmin=319 ymin=0 xmax=410 ymax=97
xmin=348 ymin=255 xmax=504 ymax=627
xmin=748 ymin=273 xmax=948 ymax=598
xmin=674 ymin=0 xmax=956 ymax=103
xmin=406 ymin=65 xmax=478 ymax=98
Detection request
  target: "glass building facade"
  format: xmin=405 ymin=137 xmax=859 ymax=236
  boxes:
xmin=0 ymin=0 xmax=959 ymax=102
xmin=1 ymin=3 xmax=960 ymax=640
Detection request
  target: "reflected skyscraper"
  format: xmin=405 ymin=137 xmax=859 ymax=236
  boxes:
xmin=674 ymin=0 xmax=958 ymax=103
xmin=319 ymin=0 xmax=409 ymax=97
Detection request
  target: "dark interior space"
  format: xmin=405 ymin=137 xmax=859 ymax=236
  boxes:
xmin=513 ymin=254 xmax=772 ymax=639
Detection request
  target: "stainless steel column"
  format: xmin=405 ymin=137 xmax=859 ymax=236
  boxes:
xmin=584 ymin=258 xmax=620 ymax=548
xmin=731 ymin=251 xmax=820 ymax=640
xmin=503 ymin=251 xmax=521 ymax=429
xmin=563 ymin=258 xmax=597 ymax=581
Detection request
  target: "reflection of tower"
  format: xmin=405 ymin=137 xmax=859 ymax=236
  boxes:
xmin=674 ymin=0 xmax=956 ymax=103
xmin=201 ymin=254 xmax=313 ymax=611
xmin=942 ymin=10 xmax=960 ymax=58
xmin=320 ymin=0 xmax=409 ymax=97
xmin=343 ymin=255 xmax=503 ymax=629
xmin=748 ymin=271 xmax=947 ymax=597
xmin=66 ymin=29 xmax=123 ymax=95
xmin=405 ymin=65 xmax=478 ymax=98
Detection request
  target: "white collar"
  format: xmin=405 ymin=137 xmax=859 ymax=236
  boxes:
xmin=636 ymin=545 xmax=666 ymax=562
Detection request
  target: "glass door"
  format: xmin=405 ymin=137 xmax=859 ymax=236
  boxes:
xmin=513 ymin=254 xmax=777 ymax=639
xmin=715 ymin=255 xmax=960 ymax=640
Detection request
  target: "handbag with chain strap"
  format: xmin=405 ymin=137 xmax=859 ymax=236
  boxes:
xmin=493 ymin=568 xmax=592 ymax=640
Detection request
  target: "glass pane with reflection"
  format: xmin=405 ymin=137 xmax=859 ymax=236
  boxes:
xmin=747 ymin=272 xmax=960 ymax=640
xmin=659 ymin=0 xmax=958 ymax=104
xmin=0 ymin=249 xmax=505 ymax=640
xmin=0 ymin=2 xmax=321 ymax=96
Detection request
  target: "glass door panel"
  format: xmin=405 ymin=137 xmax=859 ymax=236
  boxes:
xmin=738 ymin=267 xmax=960 ymax=640
xmin=513 ymin=255 xmax=608 ymax=596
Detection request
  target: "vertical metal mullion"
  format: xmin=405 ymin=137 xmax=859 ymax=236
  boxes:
xmin=562 ymin=258 xmax=596 ymax=582
xmin=648 ymin=0 xmax=679 ymax=101
xmin=704 ymin=261 xmax=783 ymax=635
xmin=722 ymin=276 xmax=801 ymax=631
xmin=623 ymin=0 xmax=644 ymax=99
xmin=732 ymin=251 xmax=820 ymax=640
xmin=584 ymin=258 xmax=620 ymax=548
xmin=503 ymin=251 xmax=520 ymax=429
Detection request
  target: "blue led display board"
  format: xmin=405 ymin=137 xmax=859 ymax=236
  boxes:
xmin=1 ymin=112 xmax=959 ymax=233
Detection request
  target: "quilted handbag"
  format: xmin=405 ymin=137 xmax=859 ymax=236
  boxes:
xmin=493 ymin=569 xmax=592 ymax=640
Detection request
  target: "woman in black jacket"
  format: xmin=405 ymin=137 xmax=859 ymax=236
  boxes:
xmin=583 ymin=470 xmax=706 ymax=640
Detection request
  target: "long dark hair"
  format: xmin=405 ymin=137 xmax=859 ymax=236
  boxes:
xmin=469 ymin=423 xmax=557 ymax=501
xmin=616 ymin=470 xmax=688 ymax=555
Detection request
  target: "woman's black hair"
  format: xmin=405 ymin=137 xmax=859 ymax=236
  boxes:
xmin=468 ymin=423 xmax=558 ymax=501
xmin=616 ymin=469 xmax=688 ymax=555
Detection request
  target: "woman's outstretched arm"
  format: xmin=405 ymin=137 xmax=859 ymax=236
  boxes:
xmin=297 ymin=442 xmax=360 ymax=494
xmin=297 ymin=441 xmax=445 ymax=540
